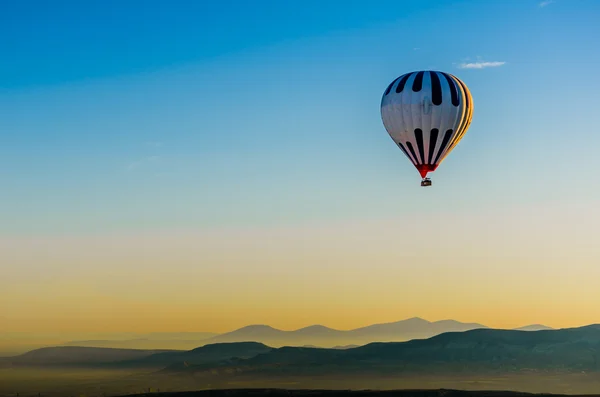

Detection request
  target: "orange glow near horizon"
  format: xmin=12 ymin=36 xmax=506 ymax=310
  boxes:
xmin=2 ymin=201 xmax=599 ymax=335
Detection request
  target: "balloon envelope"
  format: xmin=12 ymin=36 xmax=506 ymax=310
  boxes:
xmin=380 ymin=70 xmax=473 ymax=179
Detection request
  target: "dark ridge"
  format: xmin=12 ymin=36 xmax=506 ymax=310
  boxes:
xmin=432 ymin=129 xmax=453 ymax=165
xmin=440 ymin=72 xmax=459 ymax=106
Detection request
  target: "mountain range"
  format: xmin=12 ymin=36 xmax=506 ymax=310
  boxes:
xmin=162 ymin=325 xmax=599 ymax=377
xmin=3 ymin=325 xmax=600 ymax=395
xmin=60 ymin=318 xmax=553 ymax=351
xmin=197 ymin=318 xmax=487 ymax=347
xmin=2 ymin=324 xmax=597 ymax=373
xmin=0 ymin=331 xmax=217 ymax=356
xmin=0 ymin=318 xmax=557 ymax=356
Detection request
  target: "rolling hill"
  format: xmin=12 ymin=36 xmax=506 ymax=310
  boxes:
xmin=0 ymin=342 xmax=273 ymax=369
xmin=169 ymin=324 xmax=600 ymax=376
xmin=110 ymin=342 xmax=272 ymax=369
xmin=1 ymin=346 xmax=173 ymax=367
xmin=0 ymin=331 xmax=217 ymax=356
xmin=3 ymin=325 xmax=600 ymax=396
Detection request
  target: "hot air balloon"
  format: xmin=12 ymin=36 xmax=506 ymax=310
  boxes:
xmin=380 ymin=70 xmax=473 ymax=186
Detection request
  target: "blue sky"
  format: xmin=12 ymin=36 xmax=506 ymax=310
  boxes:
xmin=3 ymin=1 xmax=600 ymax=334
xmin=2 ymin=0 xmax=600 ymax=235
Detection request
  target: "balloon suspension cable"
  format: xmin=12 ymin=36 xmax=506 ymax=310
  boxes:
xmin=420 ymin=177 xmax=432 ymax=187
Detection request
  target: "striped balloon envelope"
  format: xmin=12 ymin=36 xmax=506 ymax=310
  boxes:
xmin=380 ymin=70 xmax=473 ymax=186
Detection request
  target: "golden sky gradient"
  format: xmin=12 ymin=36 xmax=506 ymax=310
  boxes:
xmin=2 ymin=200 xmax=598 ymax=334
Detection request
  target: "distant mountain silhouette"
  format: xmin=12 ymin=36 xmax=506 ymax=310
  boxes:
xmin=202 ymin=317 xmax=488 ymax=347
xmin=60 ymin=331 xmax=218 ymax=351
xmin=1 ymin=346 xmax=171 ymax=367
xmin=0 ymin=342 xmax=273 ymax=369
xmin=513 ymin=324 xmax=554 ymax=331
xmin=348 ymin=317 xmax=487 ymax=339
xmin=332 ymin=345 xmax=359 ymax=349
xmin=0 ymin=318 xmax=489 ymax=357
xmin=171 ymin=324 xmax=600 ymax=376
xmin=0 ymin=319 xmax=578 ymax=356
xmin=61 ymin=337 xmax=216 ymax=351
xmin=0 ymin=331 xmax=218 ymax=355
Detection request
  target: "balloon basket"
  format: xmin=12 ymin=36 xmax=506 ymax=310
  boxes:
xmin=421 ymin=178 xmax=432 ymax=187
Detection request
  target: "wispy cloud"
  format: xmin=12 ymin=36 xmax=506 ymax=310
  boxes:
xmin=145 ymin=141 xmax=163 ymax=148
xmin=539 ymin=0 xmax=554 ymax=7
xmin=126 ymin=155 xmax=161 ymax=171
xmin=457 ymin=61 xmax=506 ymax=69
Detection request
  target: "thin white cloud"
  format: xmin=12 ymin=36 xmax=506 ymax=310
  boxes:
xmin=145 ymin=141 xmax=163 ymax=148
xmin=458 ymin=61 xmax=506 ymax=69
xmin=539 ymin=0 xmax=554 ymax=7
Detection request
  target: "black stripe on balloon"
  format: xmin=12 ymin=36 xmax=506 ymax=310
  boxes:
xmin=440 ymin=72 xmax=459 ymax=106
xmin=395 ymin=73 xmax=413 ymax=93
xmin=412 ymin=71 xmax=424 ymax=92
xmin=414 ymin=129 xmax=425 ymax=164
xmin=397 ymin=142 xmax=415 ymax=165
xmin=433 ymin=129 xmax=453 ymax=165
xmin=430 ymin=72 xmax=442 ymax=105
xmin=428 ymin=128 xmax=439 ymax=164
xmin=384 ymin=76 xmax=401 ymax=96
xmin=406 ymin=142 xmax=420 ymax=165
